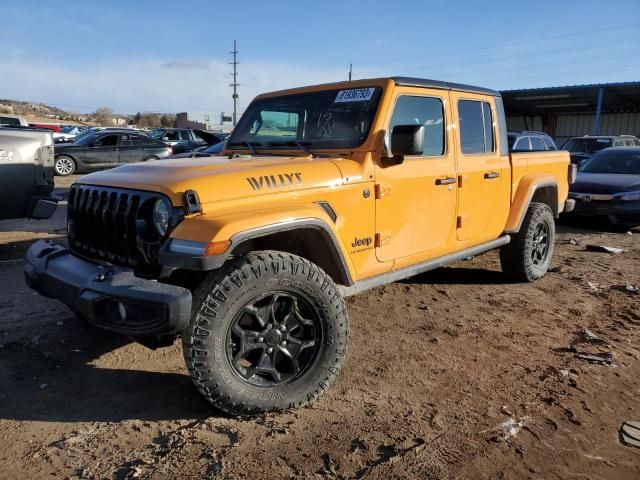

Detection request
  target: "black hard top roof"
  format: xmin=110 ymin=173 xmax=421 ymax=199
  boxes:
xmin=391 ymin=77 xmax=500 ymax=96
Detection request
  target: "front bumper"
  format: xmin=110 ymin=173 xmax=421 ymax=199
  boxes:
xmin=566 ymin=196 xmax=640 ymax=225
xmin=24 ymin=240 xmax=192 ymax=337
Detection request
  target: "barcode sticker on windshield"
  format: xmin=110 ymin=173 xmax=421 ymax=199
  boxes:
xmin=334 ymin=88 xmax=375 ymax=103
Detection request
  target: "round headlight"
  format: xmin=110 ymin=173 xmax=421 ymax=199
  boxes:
xmin=152 ymin=199 xmax=170 ymax=237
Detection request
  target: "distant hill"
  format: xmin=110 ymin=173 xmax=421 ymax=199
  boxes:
xmin=0 ymin=99 xmax=71 ymax=118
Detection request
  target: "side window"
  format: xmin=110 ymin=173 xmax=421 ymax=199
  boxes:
xmin=514 ymin=137 xmax=530 ymax=150
xmin=180 ymin=130 xmax=192 ymax=141
xmin=530 ymin=137 xmax=544 ymax=150
xmin=120 ymin=134 xmax=132 ymax=147
xmin=388 ymin=95 xmax=445 ymax=156
xmin=164 ymin=131 xmax=180 ymax=141
xmin=96 ymin=134 xmax=118 ymax=147
xmin=130 ymin=134 xmax=144 ymax=146
xmin=458 ymin=100 xmax=494 ymax=154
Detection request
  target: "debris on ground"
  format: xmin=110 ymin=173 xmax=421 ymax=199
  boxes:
xmin=582 ymin=328 xmax=607 ymax=344
xmin=625 ymin=284 xmax=639 ymax=294
xmin=575 ymin=352 xmax=614 ymax=365
xmin=620 ymin=421 xmax=640 ymax=449
xmin=585 ymin=245 xmax=624 ymax=254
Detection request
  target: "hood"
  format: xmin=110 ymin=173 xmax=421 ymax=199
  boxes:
xmin=77 ymin=155 xmax=345 ymax=205
xmin=571 ymin=172 xmax=640 ymax=194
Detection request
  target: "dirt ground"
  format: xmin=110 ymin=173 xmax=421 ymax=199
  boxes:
xmin=0 ymin=175 xmax=638 ymax=479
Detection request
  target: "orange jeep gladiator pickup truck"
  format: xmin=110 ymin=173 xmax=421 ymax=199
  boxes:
xmin=25 ymin=77 xmax=575 ymax=414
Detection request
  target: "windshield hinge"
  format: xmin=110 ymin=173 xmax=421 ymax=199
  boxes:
xmin=374 ymin=184 xmax=391 ymax=199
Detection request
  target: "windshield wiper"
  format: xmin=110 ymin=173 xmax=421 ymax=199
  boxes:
xmin=227 ymin=141 xmax=261 ymax=154
xmin=268 ymin=141 xmax=319 ymax=157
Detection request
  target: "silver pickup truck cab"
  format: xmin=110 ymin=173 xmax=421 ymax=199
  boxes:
xmin=0 ymin=127 xmax=58 ymax=220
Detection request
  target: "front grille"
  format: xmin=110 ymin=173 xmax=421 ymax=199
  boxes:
xmin=68 ymin=184 xmax=170 ymax=270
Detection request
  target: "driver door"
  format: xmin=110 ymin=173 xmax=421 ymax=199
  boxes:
xmin=85 ymin=133 xmax=120 ymax=170
xmin=374 ymin=88 xmax=458 ymax=262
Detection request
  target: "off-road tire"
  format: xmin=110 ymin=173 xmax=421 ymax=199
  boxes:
xmin=182 ymin=251 xmax=349 ymax=415
xmin=54 ymin=155 xmax=76 ymax=176
xmin=500 ymin=202 xmax=555 ymax=282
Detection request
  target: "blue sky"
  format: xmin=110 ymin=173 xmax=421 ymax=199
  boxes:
xmin=2 ymin=0 xmax=639 ymax=114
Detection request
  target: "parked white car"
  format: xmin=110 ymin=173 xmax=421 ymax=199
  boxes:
xmin=53 ymin=125 xmax=88 ymax=143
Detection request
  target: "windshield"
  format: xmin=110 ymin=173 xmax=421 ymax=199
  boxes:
xmin=580 ymin=150 xmax=640 ymax=175
xmin=149 ymin=129 xmax=166 ymax=139
xmin=73 ymin=132 xmax=101 ymax=146
xmin=563 ymin=138 xmax=611 ymax=153
xmin=228 ymin=86 xmax=383 ymax=150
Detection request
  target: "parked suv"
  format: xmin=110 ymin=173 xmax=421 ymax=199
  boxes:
xmin=25 ymin=77 xmax=573 ymax=415
xmin=562 ymin=135 xmax=640 ymax=166
xmin=507 ymin=131 xmax=557 ymax=151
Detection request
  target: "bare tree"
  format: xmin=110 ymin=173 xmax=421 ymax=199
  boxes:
xmin=93 ymin=107 xmax=114 ymax=126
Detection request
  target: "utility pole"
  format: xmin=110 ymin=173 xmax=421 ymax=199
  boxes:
xmin=230 ymin=40 xmax=239 ymax=127
xmin=348 ymin=63 xmax=352 ymax=81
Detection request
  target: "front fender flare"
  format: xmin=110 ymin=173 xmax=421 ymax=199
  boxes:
xmin=160 ymin=207 xmax=354 ymax=285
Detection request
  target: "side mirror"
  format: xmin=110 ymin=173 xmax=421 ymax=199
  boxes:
xmin=382 ymin=125 xmax=424 ymax=166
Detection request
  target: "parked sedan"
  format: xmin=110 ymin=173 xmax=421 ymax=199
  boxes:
xmin=53 ymin=130 xmax=172 ymax=175
xmin=567 ymin=147 xmax=640 ymax=226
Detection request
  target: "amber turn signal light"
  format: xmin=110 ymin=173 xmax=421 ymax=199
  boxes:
xmin=204 ymin=240 xmax=231 ymax=256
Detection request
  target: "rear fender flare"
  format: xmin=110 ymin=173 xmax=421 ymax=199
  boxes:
xmin=504 ymin=175 xmax=558 ymax=233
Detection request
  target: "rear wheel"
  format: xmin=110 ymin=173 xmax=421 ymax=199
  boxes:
xmin=182 ymin=251 xmax=349 ymax=415
xmin=142 ymin=156 xmax=158 ymax=162
xmin=54 ymin=156 xmax=76 ymax=176
xmin=500 ymin=202 xmax=555 ymax=282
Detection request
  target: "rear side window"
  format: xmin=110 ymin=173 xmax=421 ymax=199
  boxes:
xmin=458 ymin=100 xmax=494 ymax=154
xmin=180 ymin=130 xmax=192 ymax=141
xmin=388 ymin=96 xmax=445 ymax=156
xmin=0 ymin=116 xmax=20 ymax=125
xmin=543 ymin=137 xmax=556 ymax=150
xmin=531 ymin=137 xmax=544 ymax=150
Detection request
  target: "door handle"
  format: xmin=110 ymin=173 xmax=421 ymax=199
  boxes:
xmin=435 ymin=177 xmax=456 ymax=186
xmin=484 ymin=171 xmax=500 ymax=179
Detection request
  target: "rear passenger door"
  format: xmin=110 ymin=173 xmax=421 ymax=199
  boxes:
xmin=117 ymin=133 xmax=145 ymax=164
xmin=452 ymin=94 xmax=510 ymax=242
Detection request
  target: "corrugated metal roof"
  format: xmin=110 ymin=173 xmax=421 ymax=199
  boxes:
xmin=501 ymin=81 xmax=640 ymax=93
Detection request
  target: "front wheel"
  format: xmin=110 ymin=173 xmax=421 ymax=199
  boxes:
xmin=500 ymin=202 xmax=555 ymax=282
xmin=182 ymin=251 xmax=349 ymax=415
xmin=54 ymin=155 xmax=76 ymax=176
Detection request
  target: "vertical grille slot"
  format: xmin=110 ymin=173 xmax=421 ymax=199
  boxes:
xmin=68 ymin=185 xmax=165 ymax=269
